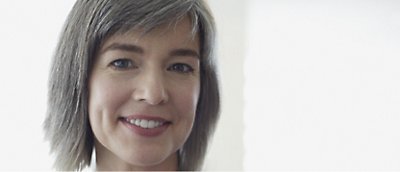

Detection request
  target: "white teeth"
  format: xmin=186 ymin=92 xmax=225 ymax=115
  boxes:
xmin=148 ymin=120 xmax=155 ymax=128
xmin=135 ymin=119 xmax=141 ymax=126
xmin=140 ymin=120 xmax=148 ymax=128
xmin=127 ymin=118 xmax=163 ymax=129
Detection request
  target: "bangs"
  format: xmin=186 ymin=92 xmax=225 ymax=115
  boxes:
xmin=93 ymin=0 xmax=199 ymax=43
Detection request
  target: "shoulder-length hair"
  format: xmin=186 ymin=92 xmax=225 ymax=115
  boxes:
xmin=43 ymin=0 xmax=219 ymax=171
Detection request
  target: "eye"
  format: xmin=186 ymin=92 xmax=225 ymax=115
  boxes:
xmin=109 ymin=59 xmax=135 ymax=70
xmin=168 ymin=63 xmax=194 ymax=73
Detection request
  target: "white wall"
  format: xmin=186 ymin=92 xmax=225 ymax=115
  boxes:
xmin=244 ymin=0 xmax=400 ymax=170
xmin=0 ymin=0 xmax=76 ymax=170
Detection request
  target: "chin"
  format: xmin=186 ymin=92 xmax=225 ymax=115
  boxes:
xmin=121 ymin=148 xmax=176 ymax=168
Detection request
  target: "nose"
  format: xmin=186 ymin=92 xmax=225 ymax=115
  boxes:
xmin=133 ymin=70 xmax=169 ymax=105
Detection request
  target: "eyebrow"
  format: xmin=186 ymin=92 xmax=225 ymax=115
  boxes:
xmin=100 ymin=43 xmax=200 ymax=59
xmin=169 ymin=48 xmax=200 ymax=59
xmin=100 ymin=43 xmax=144 ymax=55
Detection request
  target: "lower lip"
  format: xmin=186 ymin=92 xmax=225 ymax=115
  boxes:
xmin=120 ymin=119 xmax=170 ymax=137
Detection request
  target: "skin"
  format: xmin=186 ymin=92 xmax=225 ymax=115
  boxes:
xmin=88 ymin=17 xmax=200 ymax=171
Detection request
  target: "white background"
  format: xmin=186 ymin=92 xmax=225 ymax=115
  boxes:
xmin=1 ymin=0 xmax=399 ymax=171
xmin=244 ymin=0 xmax=400 ymax=171
xmin=0 ymin=1 xmax=75 ymax=170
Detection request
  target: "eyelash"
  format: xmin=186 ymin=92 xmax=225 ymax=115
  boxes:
xmin=109 ymin=59 xmax=194 ymax=74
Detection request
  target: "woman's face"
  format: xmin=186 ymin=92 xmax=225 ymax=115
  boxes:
xmin=88 ymin=17 xmax=200 ymax=170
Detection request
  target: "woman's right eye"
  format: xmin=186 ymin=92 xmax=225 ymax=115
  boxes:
xmin=109 ymin=59 xmax=135 ymax=70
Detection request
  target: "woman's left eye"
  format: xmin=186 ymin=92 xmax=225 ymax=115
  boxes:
xmin=109 ymin=58 xmax=134 ymax=70
xmin=168 ymin=63 xmax=194 ymax=73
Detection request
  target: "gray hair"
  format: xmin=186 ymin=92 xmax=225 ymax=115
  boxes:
xmin=43 ymin=0 xmax=219 ymax=171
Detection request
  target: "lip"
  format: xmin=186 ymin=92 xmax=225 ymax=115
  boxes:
xmin=119 ymin=115 xmax=171 ymax=137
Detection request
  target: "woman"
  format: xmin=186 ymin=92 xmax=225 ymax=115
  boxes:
xmin=43 ymin=0 xmax=219 ymax=171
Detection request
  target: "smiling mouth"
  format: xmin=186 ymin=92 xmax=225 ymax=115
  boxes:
xmin=119 ymin=117 xmax=171 ymax=129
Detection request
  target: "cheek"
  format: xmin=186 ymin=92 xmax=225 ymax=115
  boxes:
xmin=171 ymin=81 xmax=200 ymax=121
xmin=88 ymin=76 xmax=131 ymax=124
